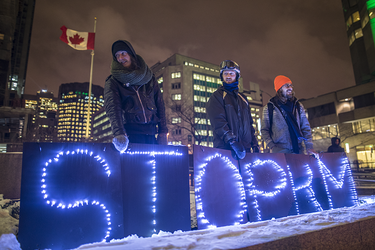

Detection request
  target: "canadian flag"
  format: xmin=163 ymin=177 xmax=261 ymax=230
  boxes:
xmin=60 ymin=25 xmax=95 ymax=50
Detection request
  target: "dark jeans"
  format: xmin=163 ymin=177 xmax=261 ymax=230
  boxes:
xmin=128 ymin=134 xmax=157 ymax=144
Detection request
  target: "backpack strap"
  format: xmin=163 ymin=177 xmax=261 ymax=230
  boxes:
xmin=267 ymin=102 xmax=274 ymax=136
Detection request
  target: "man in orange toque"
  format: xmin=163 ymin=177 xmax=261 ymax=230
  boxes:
xmin=261 ymin=75 xmax=317 ymax=156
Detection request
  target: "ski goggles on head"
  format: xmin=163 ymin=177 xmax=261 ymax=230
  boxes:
xmin=219 ymin=60 xmax=240 ymax=72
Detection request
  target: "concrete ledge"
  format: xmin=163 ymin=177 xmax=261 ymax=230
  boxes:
xmin=0 ymin=154 xmax=22 ymax=199
xmin=237 ymin=216 xmax=375 ymax=250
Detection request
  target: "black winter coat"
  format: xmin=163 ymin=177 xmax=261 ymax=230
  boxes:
xmin=104 ymin=75 xmax=168 ymax=137
xmin=207 ymin=86 xmax=258 ymax=150
xmin=327 ymin=137 xmax=344 ymax=153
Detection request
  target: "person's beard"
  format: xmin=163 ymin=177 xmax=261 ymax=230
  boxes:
xmin=283 ymin=90 xmax=294 ymax=100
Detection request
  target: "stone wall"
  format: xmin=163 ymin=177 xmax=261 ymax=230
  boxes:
xmin=0 ymin=153 xmax=22 ymax=199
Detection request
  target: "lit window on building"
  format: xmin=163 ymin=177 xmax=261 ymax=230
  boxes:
xmin=172 ymin=94 xmax=182 ymax=100
xmin=355 ymin=28 xmax=363 ymax=38
xmin=195 ymin=118 xmax=207 ymax=124
xmin=172 ymin=117 xmax=181 ymax=124
xmin=352 ymin=11 xmax=360 ymax=23
xmin=194 ymin=106 xmax=206 ymax=113
xmin=198 ymin=130 xmax=207 ymax=136
xmin=311 ymin=124 xmax=339 ymax=140
xmin=352 ymin=119 xmax=375 ymax=134
xmin=207 ymin=87 xmax=215 ymax=93
xmin=194 ymin=95 xmax=206 ymax=102
xmin=193 ymin=84 xmax=205 ymax=91
xmin=171 ymin=72 xmax=181 ymax=79
xmin=193 ymin=73 xmax=205 ymax=81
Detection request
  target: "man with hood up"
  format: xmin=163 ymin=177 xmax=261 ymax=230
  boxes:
xmin=207 ymin=60 xmax=259 ymax=160
xmin=104 ymin=40 xmax=168 ymax=153
xmin=327 ymin=137 xmax=345 ymax=153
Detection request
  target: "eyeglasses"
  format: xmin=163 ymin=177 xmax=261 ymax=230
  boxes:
xmin=283 ymin=84 xmax=293 ymax=88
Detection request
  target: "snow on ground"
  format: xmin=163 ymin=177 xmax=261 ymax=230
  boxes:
xmin=75 ymin=196 xmax=375 ymax=250
xmin=1 ymin=196 xmax=375 ymax=250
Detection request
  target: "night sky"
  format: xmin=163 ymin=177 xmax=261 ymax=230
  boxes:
xmin=25 ymin=0 xmax=355 ymax=102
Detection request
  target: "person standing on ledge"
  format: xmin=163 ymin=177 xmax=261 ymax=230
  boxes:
xmin=207 ymin=60 xmax=259 ymax=160
xmin=104 ymin=40 xmax=168 ymax=153
xmin=261 ymin=75 xmax=317 ymax=157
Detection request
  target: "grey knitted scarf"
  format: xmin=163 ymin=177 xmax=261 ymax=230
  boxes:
xmin=110 ymin=55 xmax=153 ymax=86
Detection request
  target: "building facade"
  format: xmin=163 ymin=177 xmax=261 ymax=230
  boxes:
xmin=151 ymin=53 xmax=262 ymax=150
xmin=0 ymin=106 xmax=34 ymax=144
xmin=342 ymin=0 xmax=375 ymax=85
xmin=57 ymin=82 xmax=104 ymax=142
xmin=301 ymin=81 xmax=375 ymax=167
xmin=91 ymin=107 xmax=112 ymax=143
xmin=23 ymin=90 xmax=58 ymax=142
xmin=0 ymin=0 xmax=35 ymax=106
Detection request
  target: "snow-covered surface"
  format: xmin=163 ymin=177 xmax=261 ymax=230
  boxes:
xmin=1 ymin=196 xmax=374 ymax=250
xmin=75 ymin=196 xmax=375 ymax=250
xmin=0 ymin=234 xmax=21 ymax=250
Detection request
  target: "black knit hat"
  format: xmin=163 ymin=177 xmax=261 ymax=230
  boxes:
xmin=112 ymin=40 xmax=135 ymax=61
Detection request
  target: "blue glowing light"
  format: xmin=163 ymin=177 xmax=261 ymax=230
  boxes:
xmin=287 ymin=164 xmax=299 ymax=214
xmin=243 ymin=159 xmax=287 ymax=221
xmin=316 ymin=157 xmax=358 ymax=209
xmin=290 ymin=164 xmax=323 ymax=213
xmin=41 ymin=149 xmax=112 ymax=241
xmin=195 ymin=153 xmax=247 ymax=228
xmin=123 ymin=150 xmax=183 ymax=234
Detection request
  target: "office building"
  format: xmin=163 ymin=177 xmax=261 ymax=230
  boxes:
xmin=342 ymin=0 xmax=375 ymax=85
xmin=301 ymin=81 xmax=375 ymax=166
xmin=0 ymin=0 xmax=35 ymax=106
xmin=0 ymin=106 xmax=34 ymax=144
xmin=57 ymin=82 xmax=104 ymax=142
xmin=151 ymin=53 xmax=262 ymax=150
xmin=23 ymin=90 xmax=58 ymax=142
xmin=91 ymin=107 xmax=112 ymax=143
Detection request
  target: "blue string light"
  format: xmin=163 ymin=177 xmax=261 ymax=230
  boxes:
xmin=243 ymin=159 xmax=287 ymax=221
xmin=41 ymin=149 xmax=112 ymax=241
xmin=287 ymin=164 xmax=299 ymax=215
xmin=316 ymin=156 xmax=358 ymax=208
xmin=123 ymin=150 xmax=183 ymax=234
xmin=195 ymin=153 xmax=247 ymax=228
xmin=292 ymin=164 xmax=323 ymax=212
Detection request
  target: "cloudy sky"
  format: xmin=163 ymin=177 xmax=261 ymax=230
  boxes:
xmin=25 ymin=0 xmax=355 ymax=101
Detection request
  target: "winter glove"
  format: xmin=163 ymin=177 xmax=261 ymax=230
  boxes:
xmin=229 ymin=139 xmax=246 ymax=160
xmin=112 ymin=134 xmax=129 ymax=153
xmin=307 ymin=148 xmax=319 ymax=160
xmin=252 ymin=146 xmax=260 ymax=153
xmin=157 ymin=133 xmax=168 ymax=145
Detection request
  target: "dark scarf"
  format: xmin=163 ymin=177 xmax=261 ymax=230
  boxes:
xmin=275 ymin=97 xmax=302 ymax=154
xmin=110 ymin=55 xmax=153 ymax=86
xmin=223 ymin=80 xmax=239 ymax=92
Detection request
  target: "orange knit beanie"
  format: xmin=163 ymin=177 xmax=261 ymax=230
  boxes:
xmin=274 ymin=75 xmax=292 ymax=92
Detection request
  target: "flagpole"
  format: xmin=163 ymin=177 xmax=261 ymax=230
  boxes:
xmin=85 ymin=17 xmax=97 ymax=140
